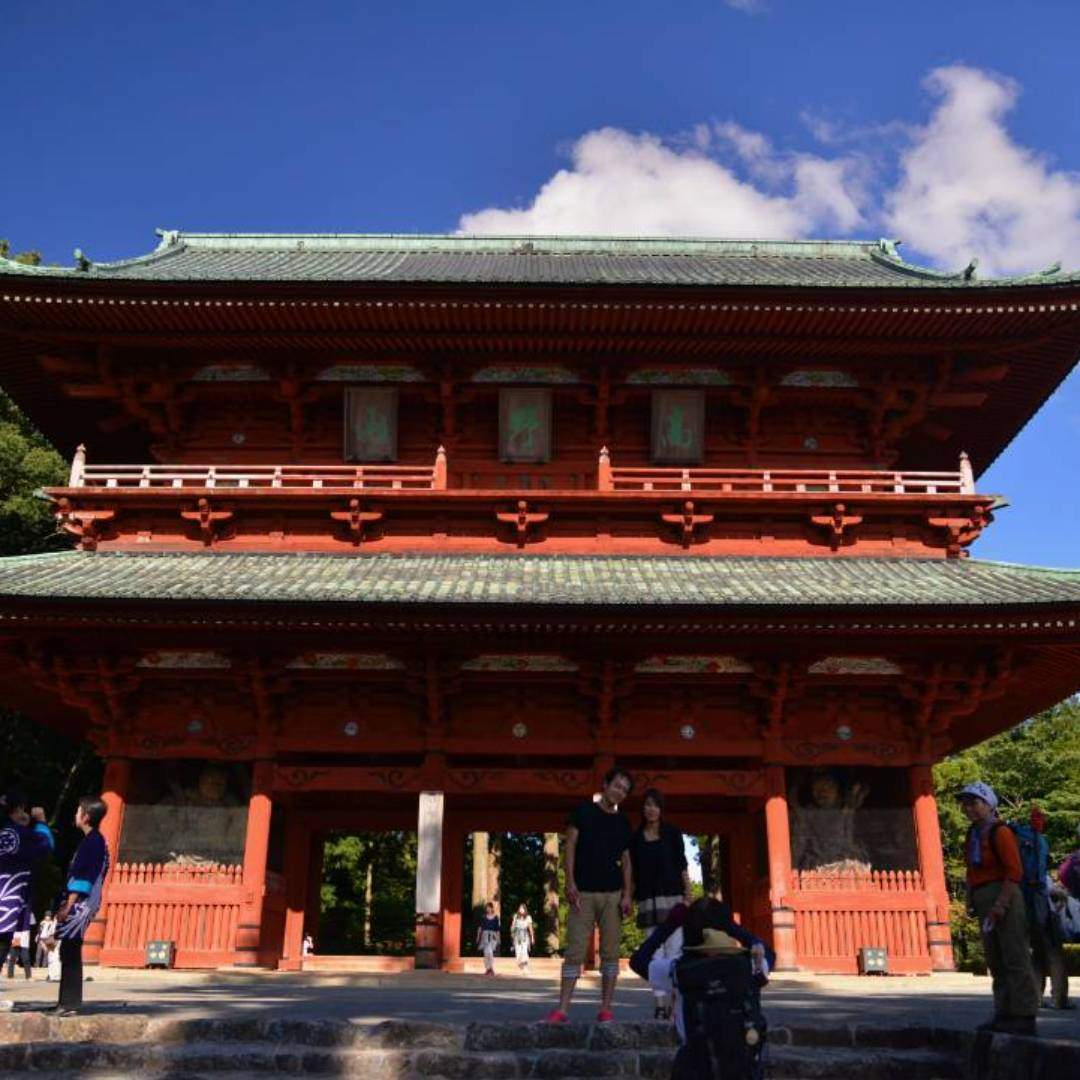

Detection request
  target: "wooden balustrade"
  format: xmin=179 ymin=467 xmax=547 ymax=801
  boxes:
xmin=67 ymin=446 xmax=975 ymax=498
xmin=785 ymin=867 xmax=932 ymax=973
xmin=792 ymin=868 xmax=924 ymax=892
xmin=77 ymin=448 xmax=447 ymax=492
xmin=100 ymin=862 xmax=246 ymax=968
xmin=600 ymin=449 xmax=973 ymax=496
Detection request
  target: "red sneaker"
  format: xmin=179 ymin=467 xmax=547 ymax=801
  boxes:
xmin=596 ymin=1008 xmax=615 ymax=1023
xmin=544 ymin=1008 xmax=569 ymax=1024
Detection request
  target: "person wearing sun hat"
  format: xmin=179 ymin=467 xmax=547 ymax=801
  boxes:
xmin=958 ymin=780 xmax=1040 ymax=1036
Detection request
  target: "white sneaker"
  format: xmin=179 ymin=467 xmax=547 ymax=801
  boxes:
xmin=0 ymin=1001 xmax=13 ymax=1012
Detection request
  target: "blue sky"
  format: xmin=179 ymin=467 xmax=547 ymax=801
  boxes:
xmin=3 ymin=1 xmax=1078 ymax=566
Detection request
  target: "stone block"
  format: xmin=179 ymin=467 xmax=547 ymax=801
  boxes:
xmin=851 ymin=1024 xmax=935 ymax=1049
xmin=532 ymin=1048 xmax=637 ymax=1077
xmin=785 ymin=1023 xmax=855 ymax=1047
xmin=409 ymin=1049 xmax=522 ymax=1078
xmin=638 ymin=1047 xmax=679 ymax=1077
xmin=588 ymin=1021 xmax=677 ymax=1051
xmin=360 ymin=1019 xmax=462 ymax=1050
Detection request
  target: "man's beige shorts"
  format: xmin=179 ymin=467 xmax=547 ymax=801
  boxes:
xmin=561 ymin=890 xmax=622 ymax=979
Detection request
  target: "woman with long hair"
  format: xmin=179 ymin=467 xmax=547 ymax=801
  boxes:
xmin=511 ymin=903 xmax=535 ymax=971
xmin=629 ymin=788 xmax=691 ymax=1017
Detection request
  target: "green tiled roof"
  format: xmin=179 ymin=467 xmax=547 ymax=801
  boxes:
xmin=2 ymin=232 xmax=1076 ymax=289
xmin=0 ymin=551 xmax=1077 ymax=608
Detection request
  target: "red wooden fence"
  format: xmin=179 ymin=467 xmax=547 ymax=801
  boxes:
xmin=100 ymin=863 xmax=245 ymax=968
xmin=788 ymin=869 xmax=931 ymax=973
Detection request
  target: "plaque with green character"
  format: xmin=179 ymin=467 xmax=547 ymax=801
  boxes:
xmin=651 ymin=390 xmax=705 ymax=464
xmin=499 ymin=388 xmax=552 ymax=463
xmin=345 ymin=387 xmax=398 ymax=462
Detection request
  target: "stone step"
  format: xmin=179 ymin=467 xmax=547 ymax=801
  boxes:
xmin=0 ymin=1038 xmax=965 ymax=1078
xmin=0 ymin=1013 xmax=966 ymax=1053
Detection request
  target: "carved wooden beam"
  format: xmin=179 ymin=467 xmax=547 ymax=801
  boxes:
xmin=55 ymin=498 xmax=115 ymax=551
xmin=329 ymin=499 xmax=383 ymax=546
xmin=661 ymin=500 xmax=714 ymax=548
xmin=180 ymin=498 xmax=234 ymax=547
xmin=495 ymin=500 xmax=549 ymax=548
xmin=926 ymin=505 xmax=992 ymax=559
xmin=809 ymin=503 xmax=863 ymax=551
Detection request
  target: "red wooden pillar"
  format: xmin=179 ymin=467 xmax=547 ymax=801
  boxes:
xmin=440 ymin=820 xmax=464 ymax=968
xmin=278 ymin=817 xmax=311 ymax=971
xmin=909 ymin=763 xmax=955 ymax=971
xmin=85 ymin=756 xmax=131 ymax=965
xmin=304 ymin=832 xmax=325 ymax=951
xmin=728 ymin=825 xmax=754 ymax=926
xmin=763 ymin=764 xmax=798 ymax=970
xmin=236 ymin=760 xmax=274 ymax=967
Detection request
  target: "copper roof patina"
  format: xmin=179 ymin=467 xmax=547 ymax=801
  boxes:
xmin=1 ymin=232 xmax=1076 ymax=289
xmin=0 ymin=551 xmax=1078 ymax=610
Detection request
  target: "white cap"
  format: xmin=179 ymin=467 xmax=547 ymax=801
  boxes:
xmin=957 ymin=781 xmax=998 ymax=810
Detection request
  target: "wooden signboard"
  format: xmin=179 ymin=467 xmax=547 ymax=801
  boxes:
xmin=651 ymin=390 xmax=705 ymax=464
xmin=345 ymin=388 xmax=398 ymax=462
xmin=499 ymin=388 xmax=552 ymax=463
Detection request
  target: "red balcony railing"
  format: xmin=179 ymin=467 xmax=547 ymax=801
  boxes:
xmin=598 ymin=448 xmax=975 ymax=496
xmin=66 ymin=445 xmax=975 ymax=497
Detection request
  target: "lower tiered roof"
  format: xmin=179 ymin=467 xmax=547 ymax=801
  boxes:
xmin=0 ymin=551 xmax=1077 ymax=609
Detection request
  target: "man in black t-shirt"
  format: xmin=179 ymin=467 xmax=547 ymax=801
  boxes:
xmin=545 ymin=767 xmax=633 ymax=1023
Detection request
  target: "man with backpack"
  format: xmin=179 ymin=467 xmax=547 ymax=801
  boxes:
xmin=958 ymin=782 xmax=1040 ymax=1036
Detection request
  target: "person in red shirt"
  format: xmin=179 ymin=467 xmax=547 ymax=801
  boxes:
xmin=959 ymin=781 xmax=1040 ymax=1036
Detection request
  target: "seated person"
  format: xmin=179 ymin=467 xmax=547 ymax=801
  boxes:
xmin=630 ymin=897 xmax=774 ymax=1040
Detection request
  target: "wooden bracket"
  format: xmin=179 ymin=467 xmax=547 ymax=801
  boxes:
xmin=55 ymin=499 xmax=115 ymax=551
xmin=496 ymin=500 xmax=549 ymax=548
xmin=330 ymin=498 xmax=384 ymax=546
xmin=810 ymin=502 xmax=863 ymax=551
xmin=661 ymin=500 xmax=714 ymax=548
xmin=180 ymin=498 xmax=234 ymax=547
xmin=926 ymin=505 xmax=990 ymax=559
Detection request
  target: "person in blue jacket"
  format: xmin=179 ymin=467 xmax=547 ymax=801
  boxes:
xmin=0 ymin=790 xmax=55 ymax=1013
xmin=52 ymin=796 xmax=110 ymax=1015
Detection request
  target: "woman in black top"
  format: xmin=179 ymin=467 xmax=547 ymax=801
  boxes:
xmin=629 ymin=788 xmax=691 ymax=1017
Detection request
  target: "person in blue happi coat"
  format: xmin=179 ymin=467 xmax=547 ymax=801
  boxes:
xmin=0 ymin=790 xmax=54 ymax=1013
xmin=50 ymin=796 xmax=110 ymax=1015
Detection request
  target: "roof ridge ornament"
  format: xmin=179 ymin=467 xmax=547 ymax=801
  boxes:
xmin=962 ymin=257 xmax=979 ymax=281
xmin=73 ymin=248 xmax=93 ymax=272
xmin=876 ymin=238 xmax=902 ymax=260
xmin=154 ymin=229 xmax=181 ymax=249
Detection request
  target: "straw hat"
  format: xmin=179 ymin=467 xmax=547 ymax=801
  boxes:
xmin=681 ymin=928 xmax=747 ymax=953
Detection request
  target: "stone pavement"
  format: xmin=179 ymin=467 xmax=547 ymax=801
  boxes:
xmin=1 ymin=965 xmax=1078 ymax=1042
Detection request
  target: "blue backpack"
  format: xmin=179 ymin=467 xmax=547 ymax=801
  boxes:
xmin=989 ymin=821 xmax=1049 ymax=898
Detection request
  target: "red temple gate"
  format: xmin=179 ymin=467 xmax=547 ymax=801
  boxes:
xmin=0 ymin=232 xmax=1077 ymax=974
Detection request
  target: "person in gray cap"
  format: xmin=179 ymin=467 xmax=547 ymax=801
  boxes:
xmin=958 ymin=781 xmax=1040 ymax=1036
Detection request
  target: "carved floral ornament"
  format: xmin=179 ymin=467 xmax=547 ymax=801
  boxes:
xmin=137 ymin=650 xmax=232 ymax=669
xmin=285 ymin=652 xmax=406 ymax=671
xmin=807 ymin=657 xmax=903 ymax=676
xmin=635 ymin=655 xmax=753 ymax=674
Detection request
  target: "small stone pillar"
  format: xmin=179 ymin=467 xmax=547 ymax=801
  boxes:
xmin=764 ymin=764 xmax=798 ymax=970
xmin=84 ymin=756 xmax=131 ymax=964
xmin=236 ymin=760 xmax=274 ymax=967
xmin=909 ymin=763 xmax=955 ymax=971
xmin=415 ymin=791 xmax=444 ymax=969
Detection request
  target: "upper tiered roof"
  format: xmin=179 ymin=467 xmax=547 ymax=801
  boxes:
xmin=2 ymin=232 xmax=1076 ymax=288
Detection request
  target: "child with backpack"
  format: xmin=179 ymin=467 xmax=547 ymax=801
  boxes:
xmin=958 ymin=782 xmax=1040 ymax=1036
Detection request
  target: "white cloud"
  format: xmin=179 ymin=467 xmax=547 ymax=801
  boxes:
xmin=885 ymin=65 xmax=1080 ymax=277
xmin=459 ymin=64 xmax=1080 ymax=277
xmin=725 ymin=0 xmax=766 ymax=13
xmin=458 ymin=126 xmax=866 ymax=239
